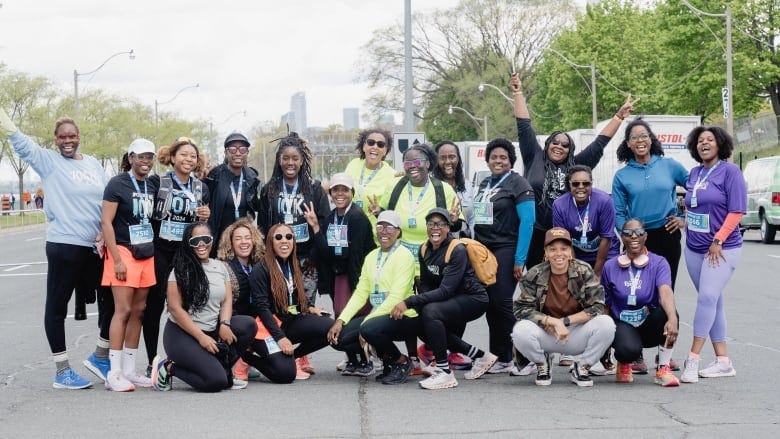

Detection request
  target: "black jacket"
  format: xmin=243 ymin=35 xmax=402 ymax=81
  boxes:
xmin=226 ymin=257 xmax=253 ymax=317
xmin=248 ymin=259 xmax=304 ymax=341
xmin=204 ymin=164 xmax=260 ymax=252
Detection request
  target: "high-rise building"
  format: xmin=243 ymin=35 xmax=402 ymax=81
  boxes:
xmin=290 ymin=92 xmax=307 ymax=135
xmin=343 ymin=108 xmax=359 ymax=131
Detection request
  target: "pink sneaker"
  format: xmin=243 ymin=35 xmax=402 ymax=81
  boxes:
xmin=233 ymin=358 xmax=250 ymax=381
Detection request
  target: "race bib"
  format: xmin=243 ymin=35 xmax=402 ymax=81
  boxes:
xmin=264 ymin=337 xmax=281 ymax=355
xmin=327 ymin=224 xmax=349 ymax=248
xmin=369 ymin=290 xmax=388 ymax=307
xmin=159 ymin=220 xmax=188 ymax=241
xmin=686 ymin=211 xmax=710 ymax=234
xmin=573 ymin=235 xmax=600 ymax=252
xmin=292 ymin=223 xmax=310 ymax=243
xmin=399 ymin=241 xmax=421 ymax=259
xmin=473 ymin=202 xmax=494 ymax=225
xmin=619 ymin=307 xmax=649 ymax=328
xmin=128 ymin=223 xmax=154 ymax=245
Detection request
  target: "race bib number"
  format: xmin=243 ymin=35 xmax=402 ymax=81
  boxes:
xmin=619 ymin=307 xmax=649 ymax=328
xmin=292 ymin=223 xmax=310 ymax=243
xmin=159 ymin=220 xmax=188 ymax=241
xmin=128 ymin=223 xmax=154 ymax=245
xmin=399 ymin=241 xmax=421 ymax=259
xmin=473 ymin=202 xmax=494 ymax=225
xmin=264 ymin=337 xmax=281 ymax=355
xmin=686 ymin=211 xmax=710 ymax=234
xmin=369 ymin=290 xmax=388 ymax=307
xmin=327 ymin=224 xmax=349 ymax=248
xmin=573 ymin=236 xmax=600 ymax=252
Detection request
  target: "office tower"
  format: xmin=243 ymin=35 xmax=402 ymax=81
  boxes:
xmin=343 ymin=108 xmax=359 ymax=131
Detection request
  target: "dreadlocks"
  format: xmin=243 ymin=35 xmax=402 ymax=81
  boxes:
xmin=263 ymin=132 xmax=315 ymax=200
xmin=172 ymin=222 xmax=212 ymax=313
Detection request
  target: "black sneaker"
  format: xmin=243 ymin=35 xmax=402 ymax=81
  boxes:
xmin=353 ymin=361 xmax=375 ymax=377
xmin=570 ymin=361 xmax=593 ymax=387
xmin=381 ymin=360 xmax=413 ymax=385
xmin=341 ymin=361 xmax=358 ymax=376
xmin=145 ymin=364 xmax=153 ymax=379
xmin=535 ymin=353 xmax=552 ymax=386
xmin=375 ymin=362 xmax=391 ymax=382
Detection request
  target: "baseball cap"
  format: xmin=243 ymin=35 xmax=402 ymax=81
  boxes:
xmin=128 ymin=138 xmax=155 ymax=156
xmin=329 ymin=173 xmax=354 ymax=191
xmin=224 ymin=132 xmax=250 ymax=148
xmin=544 ymin=227 xmax=572 ymax=246
xmin=424 ymin=207 xmax=452 ymax=226
xmin=377 ymin=210 xmax=402 ymax=228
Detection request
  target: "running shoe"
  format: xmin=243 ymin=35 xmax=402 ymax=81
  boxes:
xmin=570 ymin=362 xmax=593 ymax=387
xmin=486 ymin=361 xmax=514 ymax=374
xmin=698 ymin=358 xmax=736 ymax=378
xmin=353 ymin=361 xmax=375 ymax=377
xmin=535 ymin=354 xmax=552 ymax=386
xmin=680 ymin=357 xmax=700 ymax=383
xmin=381 ymin=360 xmax=413 ymax=385
xmin=297 ymin=355 xmax=315 ymax=374
xmin=341 ymin=361 xmax=358 ymax=376
xmin=447 ymin=352 xmax=473 ymax=370
xmin=83 ymin=353 xmax=110 ymax=382
xmin=464 ymin=352 xmax=498 ymax=380
xmin=615 ymin=362 xmax=633 ymax=383
xmin=233 ymin=358 xmax=250 ymax=381
xmin=510 ymin=362 xmax=537 ymax=376
xmin=654 ymin=365 xmax=680 ymax=387
xmin=52 ymin=368 xmax=92 ymax=390
xmin=125 ymin=371 xmax=152 ymax=388
xmin=417 ymin=344 xmax=435 ymax=365
xmin=410 ymin=357 xmax=424 ymax=376
xmin=631 ymin=355 xmax=648 ymax=375
xmin=151 ymin=355 xmax=172 ymax=391
xmin=106 ymin=370 xmax=135 ymax=392
xmin=419 ymin=369 xmax=458 ymax=390
xmin=231 ymin=378 xmax=248 ymax=390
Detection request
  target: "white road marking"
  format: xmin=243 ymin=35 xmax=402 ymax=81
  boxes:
xmin=0 ymin=273 xmax=47 ymax=277
xmin=66 ymin=312 xmax=99 ymax=319
xmin=3 ymin=265 xmax=29 ymax=272
xmin=25 ymin=237 xmax=44 ymax=241
xmin=0 ymin=261 xmax=47 ymax=267
xmin=768 ymin=254 xmax=780 ymax=259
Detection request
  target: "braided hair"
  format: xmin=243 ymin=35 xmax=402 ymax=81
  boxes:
xmin=264 ymin=224 xmax=307 ymax=315
xmin=172 ymin=222 xmax=212 ymax=313
xmin=433 ymin=140 xmax=466 ymax=192
xmin=263 ymin=132 xmax=315 ymax=200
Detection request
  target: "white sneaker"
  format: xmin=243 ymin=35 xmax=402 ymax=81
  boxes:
xmin=698 ymin=359 xmax=736 ymax=378
xmin=125 ymin=371 xmax=152 ymax=388
xmin=589 ymin=362 xmax=616 ymax=376
xmin=421 ymin=364 xmax=441 ymax=377
xmin=106 ymin=370 xmax=135 ymax=392
xmin=486 ymin=360 xmax=513 ymax=374
xmin=464 ymin=353 xmax=498 ymax=380
xmin=419 ymin=369 xmax=458 ymax=390
xmin=510 ymin=362 xmax=537 ymax=376
xmin=680 ymin=357 xmax=700 ymax=383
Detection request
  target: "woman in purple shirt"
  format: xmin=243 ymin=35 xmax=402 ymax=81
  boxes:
xmin=552 ymin=165 xmax=619 ymax=278
xmin=601 ymin=218 xmax=680 ymax=387
xmin=680 ymin=127 xmax=746 ymax=383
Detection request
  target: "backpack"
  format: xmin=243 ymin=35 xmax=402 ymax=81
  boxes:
xmin=420 ymin=238 xmax=497 ymax=286
xmin=387 ymin=176 xmax=447 ymax=211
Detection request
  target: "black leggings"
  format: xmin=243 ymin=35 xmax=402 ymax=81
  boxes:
xmin=359 ymin=316 xmax=420 ymax=363
xmin=143 ymin=245 xmax=175 ymax=365
xmin=612 ymin=306 xmax=669 ymax=363
xmin=525 ymin=228 xmax=547 ymax=270
xmin=163 ymin=315 xmax=256 ymax=392
xmin=280 ymin=313 xmax=334 ymax=358
xmin=485 ymin=246 xmax=518 ymax=362
xmin=97 ymin=286 xmax=114 ymax=340
xmin=331 ymin=316 xmax=369 ymax=363
xmin=44 ymin=242 xmax=101 ymax=354
xmin=420 ymin=295 xmax=488 ymax=363
xmin=242 ymin=340 xmax=297 ymax=384
xmin=644 ymin=227 xmax=682 ymax=290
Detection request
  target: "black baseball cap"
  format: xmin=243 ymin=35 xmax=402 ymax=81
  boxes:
xmin=224 ymin=132 xmax=250 ymax=148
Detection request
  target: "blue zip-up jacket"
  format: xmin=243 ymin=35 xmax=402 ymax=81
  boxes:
xmin=611 ymin=155 xmax=688 ymax=231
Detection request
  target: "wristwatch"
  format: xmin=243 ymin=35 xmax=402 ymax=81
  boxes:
xmin=712 ymin=238 xmax=723 ymax=246
xmin=563 ymin=316 xmax=571 ymax=327
xmin=220 ymin=319 xmax=232 ymax=327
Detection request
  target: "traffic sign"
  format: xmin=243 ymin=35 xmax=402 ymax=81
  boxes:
xmin=392 ymin=132 xmax=426 ymax=172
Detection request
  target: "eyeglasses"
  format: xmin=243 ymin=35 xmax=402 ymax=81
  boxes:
xmin=629 ymin=134 xmax=650 ymax=141
xmin=570 ymin=181 xmax=592 ymax=188
xmin=177 ymin=136 xmax=198 ymax=147
xmin=550 ymin=140 xmax=570 ymax=148
xmin=365 ymin=139 xmax=387 ymax=148
xmin=226 ymin=145 xmax=249 ymax=154
xmin=426 ymin=220 xmax=449 ymax=229
xmin=132 ymin=152 xmax=155 ymax=161
xmin=621 ymin=228 xmax=646 ymax=238
xmin=189 ymin=235 xmax=213 ymax=247
xmin=376 ymin=224 xmax=398 ymax=233
xmin=403 ymin=159 xmax=428 ymax=169
xmin=274 ymin=233 xmax=294 ymax=241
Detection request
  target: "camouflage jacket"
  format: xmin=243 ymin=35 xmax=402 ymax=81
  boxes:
xmin=513 ymin=259 xmax=605 ymax=327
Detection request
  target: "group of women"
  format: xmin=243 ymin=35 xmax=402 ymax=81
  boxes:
xmin=0 ymin=72 xmax=745 ymax=391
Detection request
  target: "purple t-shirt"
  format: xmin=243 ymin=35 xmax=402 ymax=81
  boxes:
xmin=552 ymin=188 xmax=620 ymax=264
xmin=601 ymin=252 xmax=671 ymax=319
xmin=684 ymin=161 xmax=746 ymax=253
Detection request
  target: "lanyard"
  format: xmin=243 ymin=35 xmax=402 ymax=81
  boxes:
xmin=170 ymin=172 xmax=196 ymax=201
xmin=332 ymin=204 xmax=351 ymax=227
xmin=479 ymin=171 xmax=510 ymax=202
xmin=406 ymin=178 xmax=430 ymax=217
xmin=693 ymin=161 xmax=720 ymax=193
xmin=230 ymin=171 xmax=245 ymax=219
xmin=128 ymin=172 xmax=150 ymax=223
xmin=357 ymin=162 xmax=381 ymax=199
xmin=628 ymin=266 xmax=643 ymax=302
xmin=279 ymin=178 xmax=300 ymax=214
xmin=573 ymin=197 xmax=590 ymax=242
xmin=275 ymin=259 xmax=295 ymax=305
xmin=374 ymin=243 xmax=399 ymax=293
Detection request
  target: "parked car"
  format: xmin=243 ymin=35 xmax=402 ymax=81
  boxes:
xmin=741 ymin=156 xmax=780 ymax=243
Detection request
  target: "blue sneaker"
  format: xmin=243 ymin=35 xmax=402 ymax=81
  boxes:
xmin=83 ymin=353 xmax=110 ymax=382
xmin=53 ymin=368 xmax=92 ymax=389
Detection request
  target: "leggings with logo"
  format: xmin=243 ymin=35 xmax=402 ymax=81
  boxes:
xmin=684 ymin=246 xmax=741 ymax=342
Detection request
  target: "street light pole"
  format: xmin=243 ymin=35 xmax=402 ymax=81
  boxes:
xmin=681 ymin=0 xmax=734 ymax=136
xmin=548 ymin=48 xmax=597 ymax=129
xmin=448 ymin=105 xmax=487 ymax=141
xmin=73 ymin=49 xmax=135 ymax=120
xmin=403 ymin=0 xmax=414 ymax=131
xmin=478 ymin=83 xmax=513 ymax=105
xmin=154 ymin=83 xmax=199 ymax=125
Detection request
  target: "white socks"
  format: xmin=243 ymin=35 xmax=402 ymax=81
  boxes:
xmin=109 ymin=349 xmax=122 ymax=373
xmin=109 ymin=347 xmax=139 ymax=376
xmin=658 ymin=346 xmax=674 ymax=367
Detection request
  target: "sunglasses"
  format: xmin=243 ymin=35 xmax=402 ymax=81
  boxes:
xmin=550 ymin=140 xmax=571 ymax=148
xmin=426 ymin=220 xmax=449 ymax=229
xmin=570 ymin=181 xmax=592 ymax=188
xmin=274 ymin=233 xmax=294 ymax=241
xmin=376 ymin=224 xmax=398 ymax=233
xmin=189 ymin=235 xmax=213 ymax=247
xmin=403 ymin=159 xmax=428 ymax=169
xmin=226 ymin=145 xmax=249 ymax=154
xmin=365 ymin=139 xmax=387 ymax=148
xmin=621 ymin=228 xmax=646 ymax=238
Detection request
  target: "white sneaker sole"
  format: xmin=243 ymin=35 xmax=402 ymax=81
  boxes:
xmin=419 ymin=378 xmax=458 ymax=390
xmin=464 ymin=355 xmax=498 ymax=380
xmin=699 ymin=369 xmax=736 ymax=378
xmin=83 ymin=360 xmax=108 ymax=382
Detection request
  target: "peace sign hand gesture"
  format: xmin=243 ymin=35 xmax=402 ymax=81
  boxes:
xmin=616 ymin=93 xmax=640 ymax=119
xmin=367 ymin=194 xmax=381 ymax=217
xmin=449 ymin=197 xmax=461 ymax=224
xmin=301 ymin=201 xmax=319 ymax=234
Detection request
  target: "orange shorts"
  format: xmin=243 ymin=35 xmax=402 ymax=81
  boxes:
xmin=101 ymin=245 xmax=156 ymax=288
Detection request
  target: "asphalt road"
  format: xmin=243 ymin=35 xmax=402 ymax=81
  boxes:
xmin=1 ymin=225 xmax=778 ymax=438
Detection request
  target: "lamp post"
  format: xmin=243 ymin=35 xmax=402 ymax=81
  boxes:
xmin=448 ymin=105 xmax=487 ymax=141
xmin=478 ymin=83 xmax=514 ymax=105
xmin=547 ymin=48 xmax=597 ymax=129
xmin=154 ymin=83 xmax=199 ymax=125
xmin=681 ymin=0 xmax=734 ymax=136
xmin=73 ymin=50 xmax=135 ymax=120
